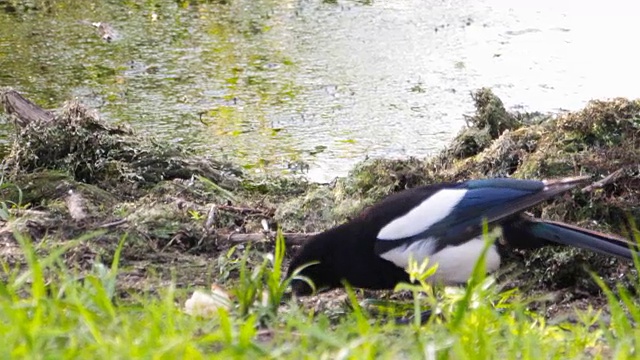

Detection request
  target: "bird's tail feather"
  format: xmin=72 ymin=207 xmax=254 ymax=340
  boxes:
xmin=526 ymin=219 xmax=638 ymax=260
xmin=480 ymin=175 xmax=592 ymax=227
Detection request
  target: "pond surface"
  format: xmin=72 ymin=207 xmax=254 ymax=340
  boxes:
xmin=1 ymin=0 xmax=639 ymax=182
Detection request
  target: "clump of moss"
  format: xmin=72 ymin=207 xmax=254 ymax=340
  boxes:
xmin=447 ymin=88 xmax=522 ymax=159
xmin=558 ymin=97 xmax=640 ymax=147
xmin=3 ymin=100 xmax=242 ymax=200
xmin=468 ymin=87 xmax=521 ymax=137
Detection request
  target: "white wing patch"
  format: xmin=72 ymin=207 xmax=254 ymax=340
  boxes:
xmin=379 ymin=237 xmax=501 ymax=285
xmin=379 ymin=237 xmax=437 ymax=269
xmin=426 ymin=237 xmax=501 ymax=284
xmin=377 ymin=189 xmax=467 ymax=240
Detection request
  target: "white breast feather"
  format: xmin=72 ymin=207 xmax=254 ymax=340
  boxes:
xmin=377 ymin=189 xmax=467 ymax=240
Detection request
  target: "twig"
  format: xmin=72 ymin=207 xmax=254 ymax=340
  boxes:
xmin=217 ymin=205 xmax=272 ymax=215
xmin=98 ymin=218 xmax=128 ymax=228
xmin=581 ymin=168 xmax=626 ymax=193
xmin=224 ymin=231 xmax=319 ymax=245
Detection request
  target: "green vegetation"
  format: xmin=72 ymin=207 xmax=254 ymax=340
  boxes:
xmin=2 ymin=0 xmax=639 ymax=357
xmin=1 ymin=87 xmax=640 ymax=358
xmin=0 ymin=227 xmax=637 ymax=358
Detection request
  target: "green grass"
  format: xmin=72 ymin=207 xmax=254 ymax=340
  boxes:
xmin=0 ymin=228 xmax=638 ymax=359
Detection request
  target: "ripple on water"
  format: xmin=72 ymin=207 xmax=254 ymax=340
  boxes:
xmin=0 ymin=0 xmax=638 ymax=183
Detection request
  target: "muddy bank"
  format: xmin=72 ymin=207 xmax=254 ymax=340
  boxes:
xmin=1 ymin=87 xmax=638 ymax=318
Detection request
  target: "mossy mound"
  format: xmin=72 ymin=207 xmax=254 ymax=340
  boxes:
xmin=448 ymin=87 xmax=523 ymax=159
xmin=2 ymin=94 xmax=242 ymax=201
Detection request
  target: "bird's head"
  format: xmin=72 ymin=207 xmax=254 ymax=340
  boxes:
xmin=286 ymin=234 xmax=342 ymax=296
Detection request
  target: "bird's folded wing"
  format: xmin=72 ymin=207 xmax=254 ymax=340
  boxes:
xmin=374 ymin=178 xmax=580 ymax=255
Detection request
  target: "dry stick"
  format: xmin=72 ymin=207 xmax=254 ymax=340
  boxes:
xmin=217 ymin=205 xmax=272 ymax=215
xmin=225 ymin=231 xmax=319 ymax=246
xmin=98 ymin=218 xmax=128 ymax=228
xmin=581 ymin=168 xmax=626 ymax=193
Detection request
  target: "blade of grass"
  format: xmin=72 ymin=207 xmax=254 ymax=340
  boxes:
xmin=450 ymin=220 xmax=497 ymax=329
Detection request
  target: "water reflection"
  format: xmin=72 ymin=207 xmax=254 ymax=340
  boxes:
xmin=0 ymin=0 xmax=638 ymax=182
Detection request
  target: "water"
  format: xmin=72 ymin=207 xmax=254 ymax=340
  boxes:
xmin=0 ymin=0 xmax=638 ymax=183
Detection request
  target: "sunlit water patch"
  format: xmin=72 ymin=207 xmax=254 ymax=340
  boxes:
xmin=0 ymin=0 xmax=638 ymax=182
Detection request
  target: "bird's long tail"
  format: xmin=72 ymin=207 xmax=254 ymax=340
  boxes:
xmin=504 ymin=218 xmax=639 ymax=260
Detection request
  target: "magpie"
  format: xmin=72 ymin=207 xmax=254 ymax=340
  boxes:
xmin=286 ymin=176 xmax=637 ymax=296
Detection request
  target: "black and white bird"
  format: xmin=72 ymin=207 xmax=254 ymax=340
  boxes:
xmin=286 ymin=176 xmax=637 ymax=296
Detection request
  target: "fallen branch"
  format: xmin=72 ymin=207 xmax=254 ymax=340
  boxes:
xmin=224 ymin=231 xmax=319 ymax=245
xmin=581 ymin=168 xmax=626 ymax=193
